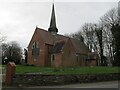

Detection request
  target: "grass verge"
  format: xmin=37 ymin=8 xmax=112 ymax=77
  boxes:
xmin=15 ymin=65 xmax=119 ymax=74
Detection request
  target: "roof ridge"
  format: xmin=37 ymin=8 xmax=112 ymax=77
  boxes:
xmin=37 ymin=27 xmax=47 ymax=32
xmin=37 ymin=27 xmax=70 ymax=38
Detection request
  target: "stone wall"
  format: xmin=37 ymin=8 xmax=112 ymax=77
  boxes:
xmin=11 ymin=73 xmax=119 ymax=86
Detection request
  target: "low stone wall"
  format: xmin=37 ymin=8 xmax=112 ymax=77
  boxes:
xmin=11 ymin=73 xmax=119 ymax=86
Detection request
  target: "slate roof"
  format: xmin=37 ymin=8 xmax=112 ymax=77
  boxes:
xmin=31 ymin=27 xmax=90 ymax=54
xmin=51 ymin=41 xmax=65 ymax=53
xmin=70 ymin=39 xmax=90 ymax=54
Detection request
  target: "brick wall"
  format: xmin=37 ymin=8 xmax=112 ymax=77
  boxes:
xmin=28 ymin=29 xmax=46 ymax=66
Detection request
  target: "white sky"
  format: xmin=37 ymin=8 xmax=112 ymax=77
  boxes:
xmin=0 ymin=0 xmax=119 ymax=48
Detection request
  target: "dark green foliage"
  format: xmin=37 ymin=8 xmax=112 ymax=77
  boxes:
xmin=111 ymin=24 xmax=120 ymax=66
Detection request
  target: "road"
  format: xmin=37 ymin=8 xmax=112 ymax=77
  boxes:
xmin=2 ymin=81 xmax=119 ymax=90
xmin=39 ymin=81 xmax=119 ymax=88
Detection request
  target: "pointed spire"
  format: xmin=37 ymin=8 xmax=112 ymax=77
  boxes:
xmin=48 ymin=3 xmax=58 ymax=34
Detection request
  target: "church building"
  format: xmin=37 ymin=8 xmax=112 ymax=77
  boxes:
xmin=27 ymin=4 xmax=96 ymax=67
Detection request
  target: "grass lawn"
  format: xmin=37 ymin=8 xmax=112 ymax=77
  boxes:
xmin=14 ymin=65 xmax=120 ymax=74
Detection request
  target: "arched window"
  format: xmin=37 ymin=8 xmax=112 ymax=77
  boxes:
xmin=51 ymin=54 xmax=55 ymax=61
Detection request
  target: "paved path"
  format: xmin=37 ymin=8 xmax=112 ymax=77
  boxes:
xmin=2 ymin=81 xmax=119 ymax=90
xmin=39 ymin=81 xmax=119 ymax=88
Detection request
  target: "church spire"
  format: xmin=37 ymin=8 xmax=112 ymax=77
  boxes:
xmin=48 ymin=3 xmax=58 ymax=34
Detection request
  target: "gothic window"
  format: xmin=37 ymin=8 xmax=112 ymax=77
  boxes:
xmin=32 ymin=42 xmax=39 ymax=56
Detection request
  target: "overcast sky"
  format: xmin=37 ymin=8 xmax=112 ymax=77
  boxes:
xmin=0 ymin=0 xmax=119 ymax=48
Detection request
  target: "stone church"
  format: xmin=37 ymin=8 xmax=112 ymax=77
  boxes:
xmin=27 ymin=4 xmax=96 ymax=67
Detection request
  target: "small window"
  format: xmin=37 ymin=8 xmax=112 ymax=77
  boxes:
xmin=32 ymin=42 xmax=35 ymax=49
xmin=51 ymin=54 xmax=55 ymax=61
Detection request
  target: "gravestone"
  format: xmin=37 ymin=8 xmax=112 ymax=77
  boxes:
xmin=5 ymin=62 xmax=16 ymax=86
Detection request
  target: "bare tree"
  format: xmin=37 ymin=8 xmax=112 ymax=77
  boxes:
xmin=81 ymin=23 xmax=105 ymax=66
xmin=81 ymin=23 xmax=98 ymax=52
xmin=101 ymin=8 xmax=119 ymax=27
xmin=100 ymin=8 xmax=120 ymax=66
xmin=102 ymin=26 xmax=113 ymax=66
xmin=65 ymin=7 xmax=119 ymax=66
xmin=65 ymin=32 xmax=84 ymax=42
xmin=0 ymin=33 xmax=6 ymax=44
xmin=24 ymin=48 xmax=28 ymax=64
xmin=0 ymin=33 xmax=6 ymax=64
xmin=2 ymin=41 xmax=22 ymax=64
xmin=94 ymin=25 xmax=107 ymax=66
